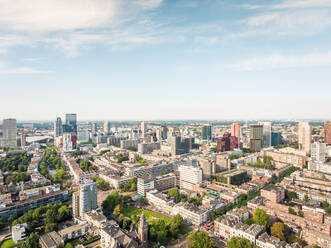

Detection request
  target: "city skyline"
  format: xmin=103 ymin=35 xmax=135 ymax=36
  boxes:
xmin=1 ymin=0 xmax=331 ymax=120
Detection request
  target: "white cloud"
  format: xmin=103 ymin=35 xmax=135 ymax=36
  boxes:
xmin=232 ymin=52 xmax=331 ymax=70
xmin=23 ymin=57 xmax=42 ymax=62
xmin=0 ymin=61 xmax=52 ymax=74
xmin=243 ymin=0 xmax=331 ymax=10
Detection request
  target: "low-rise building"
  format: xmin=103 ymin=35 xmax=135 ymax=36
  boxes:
xmin=173 ymin=202 xmax=210 ymax=226
xmin=39 ymin=231 xmax=64 ymax=248
xmin=58 ymin=223 xmax=89 ymax=241
xmin=12 ymin=223 xmax=27 ymax=243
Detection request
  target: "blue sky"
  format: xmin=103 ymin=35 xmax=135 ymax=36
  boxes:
xmin=1 ymin=0 xmax=331 ymax=121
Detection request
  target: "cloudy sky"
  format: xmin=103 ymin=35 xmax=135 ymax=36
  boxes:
xmin=1 ymin=0 xmax=331 ymax=121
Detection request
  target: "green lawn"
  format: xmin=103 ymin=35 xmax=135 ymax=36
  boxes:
xmin=0 ymin=239 xmax=16 ymax=248
xmin=122 ymin=205 xmax=172 ymax=224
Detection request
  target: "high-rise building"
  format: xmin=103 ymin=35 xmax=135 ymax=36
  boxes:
xmin=138 ymin=213 xmax=148 ymax=248
xmin=298 ymin=122 xmax=312 ymax=155
xmin=324 ymin=121 xmax=331 ymax=145
xmin=179 ymin=164 xmax=202 ymax=190
xmin=259 ymin=122 xmax=272 ymax=147
xmin=79 ymin=181 xmax=97 ymax=217
xmin=104 ymin=121 xmax=111 ymax=135
xmin=171 ymin=136 xmax=190 ymax=156
xmin=271 ymin=132 xmax=282 ymax=147
xmin=231 ymin=123 xmax=240 ymax=139
xmin=2 ymin=119 xmax=17 ymax=148
xmin=54 ymin=117 xmax=63 ymax=137
xmin=249 ymin=125 xmax=263 ymax=152
xmin=160 ymin=126 xmax=168 ymax=140
xmin=141 ymin=122 xmax=147 ymax=137
xmin=72 ymin=191 xmax=79 ymax=218
xmin=64 ymin=113 xmax=77 ymax=133
xmin=63 ymin=133 xmax=73 ymax=152
xmin=91 ymin=122 xmax=97 ymax=135
xmin=202 ymin=125 xmax=212 ymax=141
xmin=216 ymin=133 xmax=238 ymax=152
xmin=20 ymin=133 xmax=26 ymax=147
xmin=311 ymin=142 xmax=326 ymax=162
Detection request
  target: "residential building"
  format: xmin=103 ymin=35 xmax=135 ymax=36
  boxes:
xmin=58 ymin=223 xmax=89 ymax=241
xmin=79 ymin=181 xmax=98 ymax=217
xmin=311 ymin=141 xmax=326 ymax=162
xmin=138 ymin=142 xmax=160 ymax=154
xmin=298 ymin=121 xmax=312 ymax=155
xmin=141 ymin=121 xmax=147 ymax=137
xmin=173 ymin=202 xmax=210 ymax=226
xmin=12 ymin=223 xmax=27 ymax=243
xmin=231 ymin=123 xmax=240 ymax=139
xmin=146 ymin=190 xmax=174 ymax=215
xmin=104 ymin=121 xmax=111 ymax=135
xmin=260 ymin=185 xmax=285 ymax=203
xmin=217 ymin=133 xmax=238 ymax=152
xmin=2 ymin=118 xmax=17 ymax=148
xmin=250 ymin=125 xmax=263 ymax=152
xmin=137 ymin=173 xmax=176 ymax=196
xmin=39 ymin=231 xmax=64 ymax=248
xmin=120 ymin=138 xmax=143 ymax=149
xmin=62 ymin=133 xmax=73 ymax=152
xmin=179 ymin=164 xmax=202 ymax=190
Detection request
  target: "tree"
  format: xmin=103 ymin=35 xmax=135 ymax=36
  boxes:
xmin=65 ymin=243 xmax=73 ymax=248
xmin=288 ymin=207 xmax=296 ymax=215
xmin=304 ymin=194 xmax=309 ymax=202
xmin=285 ymin=190 xmax=297 ymax=200
xmin=322 ymin=200 xmax=329 ymax=209
xmin=227 ymin=236 xmax=253 ymax=248
xmin=169 ymin=214 xmax=183 ymax=238
xmin=58 ymin=205 xmax=70 ymax=221
xmin=253 ymin=208 xmax=269 ymax=227
xmin=188 ymin=231 xmax=214 ymax=248
xmin=271 ymin=222 xmax=285 ymax=240
xmin=45 ymin=222 xmax=57 ymax=232
xmin=168 ymin=188 xmax=180 ymax=203
xmin=113 ymin=204 xmax=122 ymax=216
xmin=24 ymin=233 xmax=39 ymax=248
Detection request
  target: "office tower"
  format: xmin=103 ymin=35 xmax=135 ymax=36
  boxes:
xmin=324 ymin=121 xmax=331 ymax=145
xmin=271 ymin=132 xmax=282 ymax=146
xmin=202 ymin=125 xmax=212 ymax=141
xmin=104 ymin=121 xmax=111 ymax=135
xmin=141 ymin=121 xmax=147 ymax=137
xmin=91 ymin=122 xmax=97 ymax=135
xmin=72 ymin=191 xmax=79 ymax=218
xmin=171 ymin=136 xmax=190 ymax=156
xmin=2 ymin=118 xmax=17 ymax=148
xmin=20 ymin=133 xmax=26 ymax=147
xmin=298 ymin=122 xmax=312 ymax=155
xmin=138 ymin=214 xmax=148 ymax=248
xmin=259 ymin=122 xmax=272 ymax=147
xmin=179 ymin=164 xmax=202 ymax=190
xmin=231 ymin=123 xmax=240 ymax=139
xmin=160 ymin=126 xmax=168 ymax=140
xmin=64 ymin=113 xmax=77 ymax=133
xmin=54 ymin=117 xmax=63 ymax=137
xmin=249 ymin=125 xmax=263 ymax=152
xmin=79 ymin=181 xmax=98 ymax=217
xmin=311 ymin=142 xmax=326 ymax=162
xmin=216 ymin=133 xmax=238 ymax=152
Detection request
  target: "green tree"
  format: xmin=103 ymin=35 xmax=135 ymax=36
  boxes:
xmin=65 ymin=243 xmax=74 ymax=248
xmin=253 ymin=208 xmax=269 ymax=227
xmin=169 ymin=214 xmax=183 ymax=238
xmin=113 ymin=204 xmax=122 ymax=216
xmin=304 ymin=194 xmax=309 ymax=202
xmin=271 ymin=222 xmax=285 ymax=240
xmin=58 ymin=205 xmax=70 ymax=221
xmin=288 ymin=207 xmax=296 ymax=215
xmin=188 ymin=231 xmax=214 ymax=248
xmin=45 ymin=222 xmax=57 ymax=232
xmin=322 ymin=200 xmax=329 ymax=209
xmin=227 ymin=236 xmax=253 ymax=248
xmin=23 ymin=233 xmax=39 ymax=248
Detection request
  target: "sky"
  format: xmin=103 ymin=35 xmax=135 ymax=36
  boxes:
xmin=1 ymin=0 xmax=331 ymax=121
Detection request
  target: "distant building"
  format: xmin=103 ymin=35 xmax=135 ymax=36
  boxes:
xmin=324 ymin=121 xmax=331 ymax=145
xmin=171 ymin=136 xmax=190 ymax=155
xmin=62 ymin=133 xmax=73 ymax=152
xmin=1 ymin=118 xmax=17 ymax=148
xmin=216 ymin=133 xmax=238 ymax=152
xmin=202 ymin=125 xmax=212 ymax=141
xmin=231 ymin=123 xmax=240 ymax=139
xmin=298 ymin=121 xmax=312 ymax=155
xmin=20 ymin=133 xmax=26 ymax=147
xmin=64 ymin=113 xmax=77 ymax=134
xmin=141 ymin=121 xmax=147 ymax=137
xmin=250 ymin=125 xmax=263 ymax=152
xmin=271 ymin=131 xmax=282 ymax=146
xmin=54 ymin=117 xmax=63 ymax=137
xmin=104 ymin=121 xmax=111 ymax=135
xmin=138 ymin=142 xmax=160 ymax=154
xmin=259 ymin=122 xmax=272 ymax=147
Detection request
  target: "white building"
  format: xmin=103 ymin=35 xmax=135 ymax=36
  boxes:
xmin=311 ymin=142 xmax=326 ymax=162
xmin=63 ymin=133 xmax=73 ymax=152
xmin=173 ymin=202 xmax=210 ymax=226
xmin=12 ymin=223 xmax=27 ymax=243
xmin=178 ymin=164 xmax=202 ymax=191
xmin=1 ymin=118 xmax=17 ymax=148
xmin=259 ymin=122 xmax=272 ymax=148
xmin=146 ymin=190 xmax=174 ymax=215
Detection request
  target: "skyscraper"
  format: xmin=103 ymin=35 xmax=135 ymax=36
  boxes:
xmin=104 ymin=121 xmax=111 ymax=135
xmin=249 ymin=125 xmax=263 ymax=152
xmin=216 ymin=133 xmax=238 ymax=152
xmin=91 ymin=122 xmax=97 ymax=135
xmin=54 ymin=117 xmax=63 ymax=137
xmin=311 ymin=141 xmax=326 ymax=162
xmin=271 ymin=132 xmax=282 ymax=146
xmin=171 ymin=136 xmax=190 ymax=156
xmin=2 ymin=118 xmax=17 ymax=148
xmin=324 ymin=121 xmax=331 ymax=145
xmin=141 ymin=121 xmax=147 ymax=137
xmin=202 ymin=124 xmax=212 ymax=141
xmin=259 ymin=122 xmax=272 ymax=147
xmin=64 ymin=113 xmax=77 ymax=133
xmin=79 ymin=181 xmax=98 ymax=217
xmin=231 ymin=123 xmax=240 ymax=139
xmin=298 ymin=121 xmax=312 ymax=155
